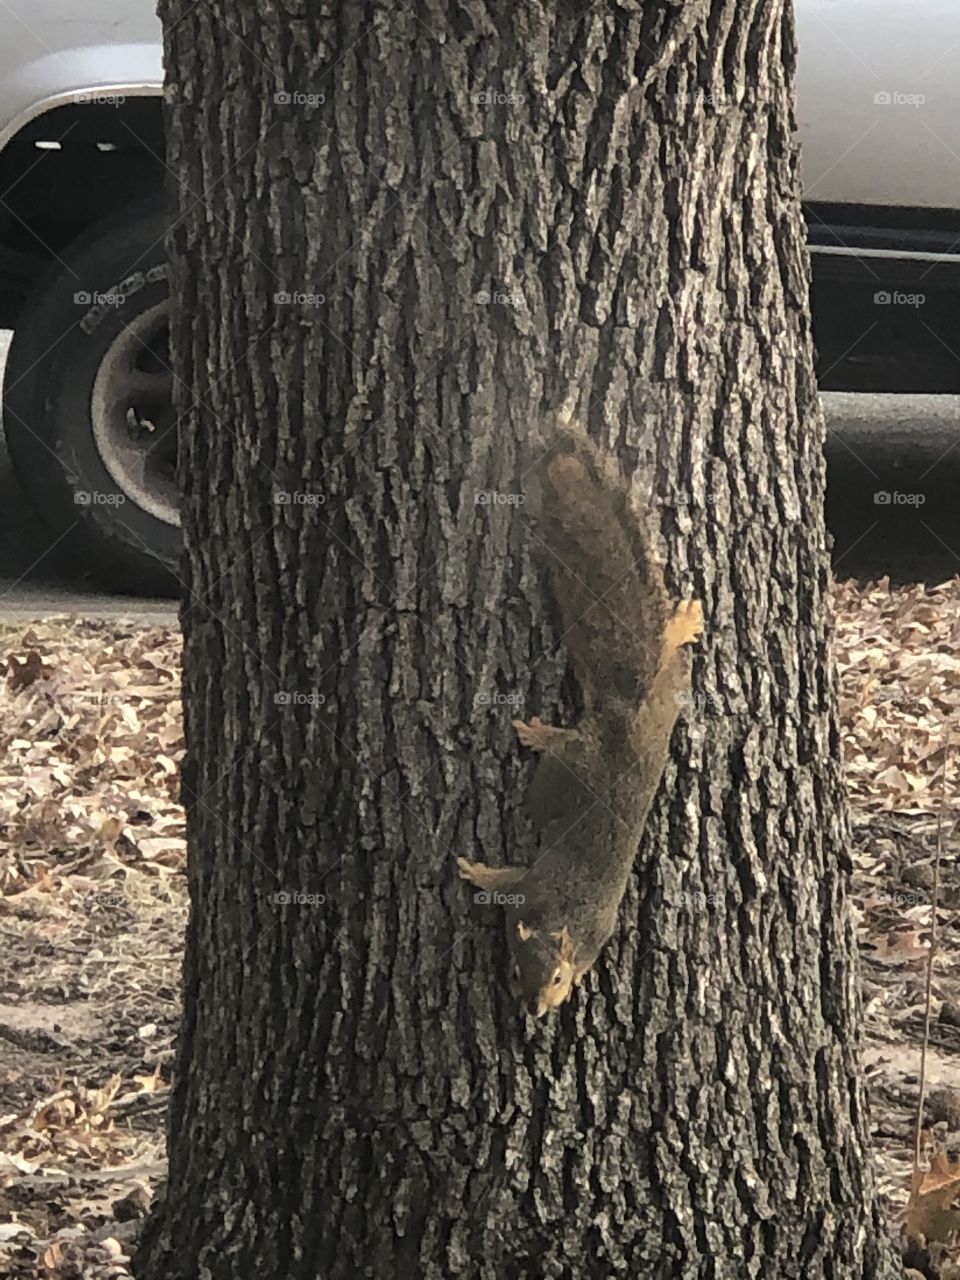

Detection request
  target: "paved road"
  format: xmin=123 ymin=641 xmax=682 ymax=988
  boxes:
xmin=0 ymin=482 xmax=175 ymax=622
xmin=823 ymin=391 xmax=960 ymax=583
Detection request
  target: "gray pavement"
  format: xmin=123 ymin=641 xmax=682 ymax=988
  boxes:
xmin=821 ymin=391 xmax=960 ymax=582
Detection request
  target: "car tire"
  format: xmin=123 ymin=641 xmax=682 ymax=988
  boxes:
xmin=3 ymin=199 xmax=180 ymax=596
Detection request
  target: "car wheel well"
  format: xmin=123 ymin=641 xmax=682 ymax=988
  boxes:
xmin=0 ymin=96 xmax=166 ymax=324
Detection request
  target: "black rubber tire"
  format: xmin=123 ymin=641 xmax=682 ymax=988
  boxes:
xmin=3 ymin=199 xmax=180 ymax=597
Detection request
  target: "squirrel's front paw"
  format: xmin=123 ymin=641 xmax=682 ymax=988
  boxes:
xmin=512 ymin=715 xmax=547 ymax=750
xmin=665 ymin=599 xmax=704 ymax=650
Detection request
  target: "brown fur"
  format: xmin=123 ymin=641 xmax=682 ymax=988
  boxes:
xmin=458 ymin=422 xmax=703 ymax=1017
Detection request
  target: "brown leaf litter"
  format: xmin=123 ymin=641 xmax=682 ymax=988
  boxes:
xmin=0 ymin=581 xmax=957 ymax=1275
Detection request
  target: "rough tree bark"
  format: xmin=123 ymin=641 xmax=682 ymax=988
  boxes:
xmin=135 ymin=2 xmax=896 ymax=1277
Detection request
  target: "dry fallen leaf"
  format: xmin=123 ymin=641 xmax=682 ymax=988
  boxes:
xmin=98 ymin=816 xmax=126 ymax=848
xmin=907 ymin=1152 xmax=960 ymax=1244
xmin=7 ymin=650 xmax=45 ymax=693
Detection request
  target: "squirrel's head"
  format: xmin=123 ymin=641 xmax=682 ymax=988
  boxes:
xmin=507 ymin=919 xmax=576 ymax=1016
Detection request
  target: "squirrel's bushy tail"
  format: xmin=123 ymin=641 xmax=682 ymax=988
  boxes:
xmin=530 ymin=421 xmax=669 ymax=710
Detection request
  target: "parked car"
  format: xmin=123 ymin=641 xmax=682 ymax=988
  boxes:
xmin=0 ymin=1 xmax=958 ymax=592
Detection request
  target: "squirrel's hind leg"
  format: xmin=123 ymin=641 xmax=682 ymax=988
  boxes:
xmin=457 ymin=857 xmax=525 ymax=890
xmin=513 ymin=715 xmax=577 ymax=754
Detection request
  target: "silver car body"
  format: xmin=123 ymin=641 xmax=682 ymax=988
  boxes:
xmin=0 ymin=0 xmax=958 ymax=213
xmin=794 ymin=0 xmax=960 ymax=209
xmin=0 ymin=1 xmax=160 ymax=152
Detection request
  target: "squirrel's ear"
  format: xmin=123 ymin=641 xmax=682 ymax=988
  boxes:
xmin=516 ymin=920 xmax=532 ymax=941
xmin=552 ymin=926 xmax=575 ymax=962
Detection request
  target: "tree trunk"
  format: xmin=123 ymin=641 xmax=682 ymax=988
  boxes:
xmin=135 ymin=2 xmax=896 ymax=1277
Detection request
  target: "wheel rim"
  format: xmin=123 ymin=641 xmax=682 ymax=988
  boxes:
xmin=90 ymin=301 xmax=179 ymax=527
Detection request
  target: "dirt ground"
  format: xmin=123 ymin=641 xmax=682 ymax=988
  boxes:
xmin=0 ymin=582 xmax=958 ymax=1277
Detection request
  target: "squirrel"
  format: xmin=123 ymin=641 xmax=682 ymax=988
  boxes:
xmin=458 ymin=421 xmax=703 ymax=1018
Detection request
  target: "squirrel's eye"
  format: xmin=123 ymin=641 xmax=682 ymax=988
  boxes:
xmin=552 ymin=969 xmax=563 ymax=986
